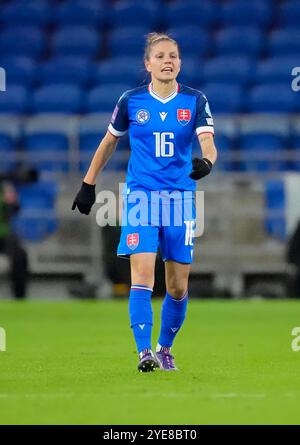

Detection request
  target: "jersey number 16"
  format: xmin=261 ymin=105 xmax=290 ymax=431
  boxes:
xmin=153 ymin=132 xmax=174 ymax=157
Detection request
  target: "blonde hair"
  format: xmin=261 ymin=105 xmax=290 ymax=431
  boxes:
xmin=144 ymin=32 xmax=180 ymax=61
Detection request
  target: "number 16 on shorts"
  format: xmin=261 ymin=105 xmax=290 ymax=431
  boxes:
xmin=184 ymin=220 xmax=195 ymax=246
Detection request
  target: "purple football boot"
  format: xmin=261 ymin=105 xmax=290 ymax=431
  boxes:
xmin=155 ymin=347 xmax=178 ymax=371
xmin=137 ymin=349 xmax=159 ymax=372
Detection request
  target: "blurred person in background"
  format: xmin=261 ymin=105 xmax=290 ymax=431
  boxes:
xmin=0 ymin=180 xmax=28 ymax=299
xmin=287 ymin=220 xmax=300 ymax=297
xmin=72 ymin=33 xmax=217 ymax=372
xmin=0 ymin=167 xmax=37 ymax=299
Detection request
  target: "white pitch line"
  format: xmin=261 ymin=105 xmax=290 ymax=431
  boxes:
xmin=0 ymin=393 xmax=74 ymax=399
xmin=212 ymin=393 xmax=266 ymax=399
xmin=142 ymin=392 xmax=182 ymax=398
xmin=4 ymin=392 xmax=297 ymax=400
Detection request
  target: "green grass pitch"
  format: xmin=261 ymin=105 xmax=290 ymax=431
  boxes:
xmin=0 ymin=299 xmax=300 ymax=425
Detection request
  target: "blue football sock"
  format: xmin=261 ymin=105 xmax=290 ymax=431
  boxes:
xmin=129 ymin=285 xmax=153 ymax=354
xmin=157 ymin=290 xmax=188 ymax=349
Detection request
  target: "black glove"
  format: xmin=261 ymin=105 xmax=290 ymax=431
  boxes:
xmin=72 ymin=182 xmax=96 ymax=215
xmin=189 ymin=158 xmax=213 ymax=180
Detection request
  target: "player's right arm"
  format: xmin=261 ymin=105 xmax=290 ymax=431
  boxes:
xmin=72 ymin=131 xmax=119 ymax=215
xmin=84 ymin=131 xmax=119 ymax=185
xmin=72 ymin=91 xmax=129 ymax=215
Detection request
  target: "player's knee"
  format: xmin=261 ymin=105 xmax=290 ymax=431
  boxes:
xmin=131 ymin=272 xmax=154 ymax=289
xmin=167 ymin=284 xmax=187 ymax=300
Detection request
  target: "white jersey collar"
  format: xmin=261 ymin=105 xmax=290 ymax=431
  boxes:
xmin=148 ymin=82 xmax=179 ymax=104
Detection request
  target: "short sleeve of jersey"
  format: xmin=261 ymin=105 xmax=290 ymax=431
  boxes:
xmin=108 ymin=92 xmax=129 ymax=137
xmin=194 ymin=93 xmax=214 ymax=136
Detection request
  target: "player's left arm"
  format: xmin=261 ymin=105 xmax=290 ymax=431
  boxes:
xmin=190 ymin=93 xmax=218 ymax=181
xmin=189 ymin=133 xmax=218 ymax=181
xmin=198 ymin=132 xmax=217 ymax=165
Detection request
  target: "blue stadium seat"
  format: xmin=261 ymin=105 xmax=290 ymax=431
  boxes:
xmin=264 ymin=180 xmax=286 ymax=240
xmin=32 ymin=84 xmax=82 ymax=113
xmin=84 ymin=84 xmax=132 ymax=113
xmin=79 ymin=130 xmax=129 ymax=172
xmin=268 ymin=30 xmax=300 ymax=56
xmin=92 ymin=57 xmax=143 ymax=86
xmin=0 ymin=57 xmax=36 ymax=87
xmin=203 ymin=56 xmax=253 ymax=85
xmin=23 ymin=132 xmax=69 ymax=172
xmin=0 ymin=26 xmax=46 ymax=57
xmin=213 ymin=134 xmax=234 ymax=152
xmin=108 ymin=27 xmax=149 ymax=58
xmin=214 ymin=27 xmax=264 ymax=57
xmin=265 ymin=181 xmax=285 ymax=209
xmin=0 ymin=133 xmax=17 ymax=171
xmin=193 ymin=131 xmax=236 ymax=171
xmin=0 ymin=0 xmax=53 ymax=26
xmin=247 ymin=84 xmax=296 ymax=113
xmin=52 ymin=26 xmax=101 ymax=57
xmin=219 ymin=0 xmax=272 ymax=26
xmin=54 ymin=0 xmax=105 ymax=26
xmin=19 ymin=190 xmax=55 ymax=210
xmin=255 ymin=56 xmax=299 ymax=84
xmin=107 ymin=1 xmax=159 ymax=29
xmin=80 ymin=132 xmax=104 ymax=151
xmin=79 ymin=150 xmax=94 ymax=174
xmin=291 ymin=133 xmax=300 ymax=171
xmin=166 ymin=27 xmax=209 ymax=57
xmin=239 ymin=131 xmax=286 ymax=171
xmin=18 ymin=181 xmax=58 ymax=207
xmin=13 ymin=181 xmax=58 ymax=242
xmin=40 ymin=57 xmax=92 ymax=87
xmin=163 ymin=0 xmax=216 ymax=27
xmin=202 ymin=83 xmax=243 ymax=113
xmin=114 ymin=133 xmax=130 ymax=152
xmin=213 ymin=133 xmax=236 ymax=171
xmin=0 ymin=85 xmax=28 ymax=114
xmin=79 ymin=131 xmax=103 ymax=173
xmin=13 ymin=213 xmax=58 ymax=241
xmin=177 ymin=57 xmax=203 ymax=87
xmin=278 ymin=0 xmax=300 ymax=26
xmin=105 ymin=148 xmax=130 ymax=171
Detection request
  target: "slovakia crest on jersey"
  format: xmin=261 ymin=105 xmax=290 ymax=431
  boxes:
xmin=127 ymin=233 xmax=139 ymax=250
xmin=177 ymin=109 xmax=191 ymax=126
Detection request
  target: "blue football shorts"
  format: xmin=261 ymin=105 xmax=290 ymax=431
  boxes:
xmin=117 ymin=188 xmax=196 ymax=264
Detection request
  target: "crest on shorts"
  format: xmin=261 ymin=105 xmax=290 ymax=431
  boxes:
xmin=136 ymin=109 xmax=150 ymax=124
xmin=127 ymin=233 xmax=139 ymax=250
xmin=177 ymin=109 xmax=191 ymax=126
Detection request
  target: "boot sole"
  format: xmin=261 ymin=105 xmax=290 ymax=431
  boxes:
xmin=138 ymin=358 xmax=158 ymax=373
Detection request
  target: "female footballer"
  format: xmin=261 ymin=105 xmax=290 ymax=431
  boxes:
xmin=72 ymin=33 xmax=217 ymax=372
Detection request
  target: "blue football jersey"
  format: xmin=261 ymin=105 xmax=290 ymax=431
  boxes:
xmin=108 ymin=83 xmax=214 ymax=192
